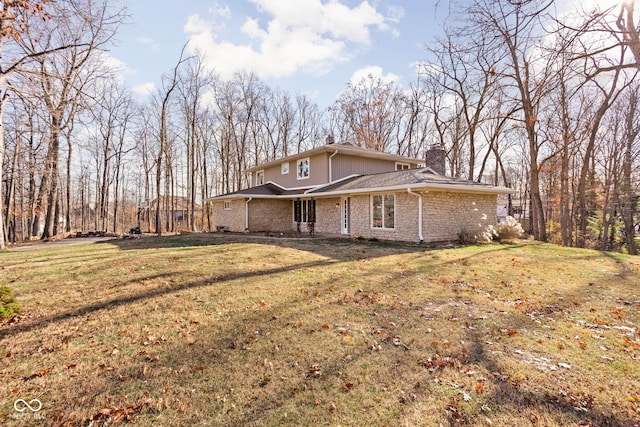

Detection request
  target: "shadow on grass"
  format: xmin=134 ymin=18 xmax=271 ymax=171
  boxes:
xmin=463 ymin=324 xmax=628 ymax=427
xmin=102 ymin=232 xmax=538 ymax=264
xmin=122 ymin=279 xmax=635 ymax=427
xmin=0 ymin=259 xmax=340 ymax=341
xmin=7 ymin=236 xmax=635 ymax=425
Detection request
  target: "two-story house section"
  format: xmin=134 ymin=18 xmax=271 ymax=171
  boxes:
xmin=206 ymin=142 xmax=513 ymax=243
xmin=245 ymin=142 xmax=425 ymax=190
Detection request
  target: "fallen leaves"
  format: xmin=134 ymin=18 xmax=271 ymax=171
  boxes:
xmin=339 ymin=382 xmax=354 ymax=392
xmin=89 ymin=396 xmax=168 ymax=425
xmin=307 ymin=363 xmax=322 ymax=378
xmin=22 ymin=368 xmax=48 ymax=381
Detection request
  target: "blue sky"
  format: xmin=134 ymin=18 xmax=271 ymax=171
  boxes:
xmin=110 ymin=0 xmax=445 ymax=109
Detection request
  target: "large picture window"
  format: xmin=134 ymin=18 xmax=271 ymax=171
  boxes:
xmin=372 ymin=194 xmax=395 ymax=229
xmin=297 ymin=158 xmax=310 ymax=180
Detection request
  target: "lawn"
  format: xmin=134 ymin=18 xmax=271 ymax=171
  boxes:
xmin=1 ymin=234 xmax=639 ymax=426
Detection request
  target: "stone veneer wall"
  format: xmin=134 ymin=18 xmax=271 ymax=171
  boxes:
xmin=210 ymin=199 xmax=293 ymax=232
xmin=312 ymin=198 xmax=342 ymax=235
xmin=212 ymin=191 xmax=497 ymax=242
xmin=248 ymin=199 xmax=293 ymax=232
xmin=349 ymin=192 xmax=421 ymax=242
xmin=210 ymin=200 xmax=245 ymax=232
xmin=422 ymin=192 xmax=497 ymax=242
xmin=348 ymin=191 xmax=497 ymax=243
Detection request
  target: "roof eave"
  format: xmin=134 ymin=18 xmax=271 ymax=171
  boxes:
xmin=309 ymin=182 xmax=514 ymax=197
xmin=206 ymin=182 xmax=514 ymax=201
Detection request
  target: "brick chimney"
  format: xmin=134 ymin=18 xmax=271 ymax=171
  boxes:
xmin=425 ymin=145 xmax=446 ymax=175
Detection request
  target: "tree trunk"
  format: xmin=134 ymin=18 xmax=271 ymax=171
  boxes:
xmin=0 ymin=87 xmax=7 ymax=249
xmin=576 ymin=66 xmax=623 ymax=247
xmin=41 ymin=119 xmax=61 ymax=239
xmin=65 ymin=136 xmax=72 ymax=232
xmin=622 ymin=90 xmax=639 ymax=255
xmin=4 ymin=134 xmax=19 ymax=244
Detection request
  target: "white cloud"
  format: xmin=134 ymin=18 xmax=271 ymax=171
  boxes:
xmin=136 ymin=36 xmax=161 ymax=53
xmin=248 ymin=0 xmax=387 ymax=44
xmin=184 ymin=14 xmax=214 ymax=34
xmin=209 ymin=2 xmax=231 ymax=19
xmin=185 ymin=0 xmax=395 ymax=80
xmin=349 ymin=65 xmax=401 ymax=86
xmin=132 ymin=82 xmax=156 ymax=96
xmin=386 ymin=4 xmax=405 ymax=24
xmin=97 ymin=51 xmax=130 ymax=75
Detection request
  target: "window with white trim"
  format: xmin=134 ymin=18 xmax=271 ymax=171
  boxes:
xmin=297 ymin=158 xmax=310 ymax=180
xmin=294 ymin=199 xmax=316 ymax=223
xmin=396 ymin=162 xmax=410 ymax=170
xmin=223 ymin=201 xmax=231 ymax=210
xmin=371 ymin=194 xmax=395 ymax=229
xmin=281 ymin=162 xmax=289 ymax=174
xmin=256 ymin=170 xmax=264 ymax=186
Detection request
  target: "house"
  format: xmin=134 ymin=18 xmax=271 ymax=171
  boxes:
xmin=146 ymin=196 xmax=203 ymax=231
xmin=206 ymin=142 xmax=513 ymax=243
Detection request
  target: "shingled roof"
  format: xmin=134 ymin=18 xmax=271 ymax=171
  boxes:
xmin=209 ymin=182 xmax=312 ymax=199
xmin=307 ymin=168 xmax=510 ymax=195
xmin=208 ymin=168 xmax=512 ymax=200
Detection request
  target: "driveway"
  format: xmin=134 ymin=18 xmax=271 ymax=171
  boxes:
xmin=7 ymin=236 xmax=117 ymax=251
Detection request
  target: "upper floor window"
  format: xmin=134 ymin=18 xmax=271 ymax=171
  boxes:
xmin=281 ymin=162 xmax=289 ymax=174
xmin=371 ymin=194 xmax=395 ymax=229
xmin=297 ymin=158 xmax=310 ymax=180
xmin=396 ymin=162 xmax=410 ymax=170
xmin=256 ymin=170 xmax=264 ymax=186
xmin=223 ymin=201 xmax=231 ymax=210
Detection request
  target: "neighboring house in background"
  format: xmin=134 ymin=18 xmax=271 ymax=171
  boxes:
xmin=147 ymin=196 xmax=203 ymax=230
xmin=497 ymin=195 xmax=529 ymax=224
xmin=206 ymin=142 xmax=513 ymax=243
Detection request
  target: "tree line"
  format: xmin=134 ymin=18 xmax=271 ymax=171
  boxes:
xmin=1 ymin=0 xmax=639 ymax=254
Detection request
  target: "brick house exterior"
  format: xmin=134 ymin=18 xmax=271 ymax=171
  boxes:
xmin=206 ymin=143 xmax=512 ymax=243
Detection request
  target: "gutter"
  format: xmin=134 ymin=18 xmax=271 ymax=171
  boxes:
xmin=245 ymin=197 xmax=252 ymax=231
xmin=206 ymin=180 xmax=514 ymax=202
xmin=407 ymin=188 xmax=424 ymax=243
xmin=329 ymin=149 xmax=339 ymax=183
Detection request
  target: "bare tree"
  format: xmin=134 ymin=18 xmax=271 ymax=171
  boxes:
xmin=91 ymin=81 xmax=137 ymax=233
xmin=574 ymin=56 xmax=634 ymax=247
xmin=152 ymin=44 xmax=189 ymax=236
xmin=466 ymin=0 xmax=559 ymax=241
xmin=177 ymin=55 xmax=211 ymax=231
xmin=295 ymin=94 xmax=323 ymax=153
xmin=15 ymin=0 xmax=124 ymax=239
xmin=334 ymin=73 xmax=405 ymax=152
xmin=0 ymin=0 xmax=54 ymax=249
xmin=426 ymin=29 xmax=502 ymax=180
xmin=620 ymin=84 xmax=640 ymax=254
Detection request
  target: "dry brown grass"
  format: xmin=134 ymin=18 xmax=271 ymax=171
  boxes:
xmin=1 ymin=234 xmax=639 ymax=426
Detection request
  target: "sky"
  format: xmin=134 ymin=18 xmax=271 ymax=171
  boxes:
xmin=109 ymin=0 xmax=446 ymax=109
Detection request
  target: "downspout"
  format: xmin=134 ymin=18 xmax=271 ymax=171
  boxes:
xmin=329 ymin=149 xmax=338 ymax=183
xmin=407 ymin=189 xmax=424 ymax=243
xmin=245 ymin=198 xmax=252 ymax=231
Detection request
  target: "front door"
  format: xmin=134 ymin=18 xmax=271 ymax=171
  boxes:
xmin=341 ymin=197 xmax=350 ymax=235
